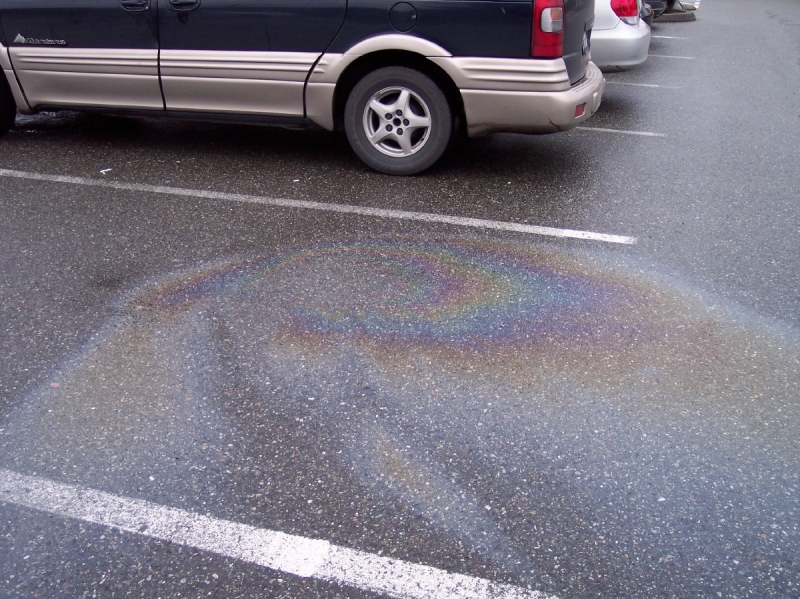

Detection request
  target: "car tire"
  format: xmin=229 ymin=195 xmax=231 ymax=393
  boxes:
xmin=344 ymin=67 xmax=452 ymax=176
xmin=0 ymin=74 xmax=17 ymax=135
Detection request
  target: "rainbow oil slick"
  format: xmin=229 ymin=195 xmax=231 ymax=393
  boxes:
xmin=1 ymin=237 xmax=798 ymax=590
xmin=131 ymin=240 xmax=628 ymax=346
xmin=123 ymin=239 xmax=798 ymax=407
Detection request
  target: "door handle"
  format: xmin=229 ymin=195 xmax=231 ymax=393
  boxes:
xmin=168 ymin=0 xmax=200 ymax=11
xmin=119 ymin=0 xmax=149 ymax=11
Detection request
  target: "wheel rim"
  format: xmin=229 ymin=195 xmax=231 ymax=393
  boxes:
xmin=361 ymin=86 xmax=432 ymax=158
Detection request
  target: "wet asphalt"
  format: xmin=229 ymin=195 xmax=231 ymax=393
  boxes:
xmin=1 ymin=1 xmax=799 ymax=598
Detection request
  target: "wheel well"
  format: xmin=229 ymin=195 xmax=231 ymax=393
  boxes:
xmin=332 ymin=50 xmax=464 ymax=132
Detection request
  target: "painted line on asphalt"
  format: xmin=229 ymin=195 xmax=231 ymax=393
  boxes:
xmin=651 ymin=35 xmax=689 ymax=39
xmin=576 ymin=127 xmax=667 ymax=138
xmin=604 ymin=81 xmax=681 ymax=89
xmin=0 ymin=469 xmax=556 ymax=599
xmin=0 ymin=168 xmax=637 ymax=245
xmin=647 ymin=54 xmax=696 ymax=60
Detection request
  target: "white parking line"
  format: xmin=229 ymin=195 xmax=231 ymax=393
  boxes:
xmin=647 ymin=54 xmax=696 ymax=60
xmin=0 ymin=469 xmax=556 ymax=599
xmin=604 ymin=81 xmax=681 ymax=89
xmin=651 ymin=35 xmax=689 ymax=39
xmin=0 ymin=168 xmax=637 ymax=245
xmin=576 ymin=126 xmax=667 ymax=138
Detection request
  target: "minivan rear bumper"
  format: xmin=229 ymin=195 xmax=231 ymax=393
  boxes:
xmin=457 ymin=61 xmax=605 ymax=137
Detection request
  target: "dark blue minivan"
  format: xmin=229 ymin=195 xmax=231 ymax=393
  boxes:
xmin=0 ymin=0 xmax=604 ymax=174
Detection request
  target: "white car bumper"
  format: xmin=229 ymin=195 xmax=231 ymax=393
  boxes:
xmin=590 ymin=20 xmax=651 ymax=71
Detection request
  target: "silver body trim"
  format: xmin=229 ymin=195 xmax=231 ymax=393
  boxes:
xmin=0 ymin=44 xmax=15 ymax=71
xmin=429 ymin=57 xmax=571 ymax=92
xmin=460 ymin=61 xmax=605 ymax=136
xmin=304 ymin=82 xmax=336 ymax=131
xmin=9 ymin=48 xmax=157 ymax=75
xmin=309 ymin=35 xmax=451 ymax=85
xmin=7 ymin=47 xmax=162 ymax=110
xmin=1 ymin=43 xmax=32 ymax=113
xmin=160 ymin=50 xmax=317 ymax=115
xmin=0 ymin=35 xmax=603 ymax=138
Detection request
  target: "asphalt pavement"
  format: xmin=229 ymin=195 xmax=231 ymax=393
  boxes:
xmin=1 ymin=2 xmax=799 ymax=598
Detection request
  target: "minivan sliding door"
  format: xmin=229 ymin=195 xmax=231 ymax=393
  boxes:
xmin=0 ymin=0 xmax=163 ymax=110
xmin=157 ymin=0 xmax=346 ymax=117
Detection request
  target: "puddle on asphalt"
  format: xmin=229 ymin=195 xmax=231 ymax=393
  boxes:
xmin=2 ymin=238 xmax=798 ymax=589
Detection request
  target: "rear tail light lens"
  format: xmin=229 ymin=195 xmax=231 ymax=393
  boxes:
xmin=610 ymin=0 xmax=640 ymax=25
xmin=541 ymin=7 xmax=563 ymax=32
xmin=532 ymin=0 xmax=564 ymax=58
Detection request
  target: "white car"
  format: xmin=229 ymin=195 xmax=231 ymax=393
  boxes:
xmin=591 ymin=0 xmax=651 ymax=71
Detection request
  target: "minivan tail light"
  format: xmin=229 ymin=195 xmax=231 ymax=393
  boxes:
xmin=610 ymin=0 xmax=640 ymax=25
xmin=532 ymin=0 xmax=564 ymax=58
xmin=541 ymin=7 xmax=563 ymax=32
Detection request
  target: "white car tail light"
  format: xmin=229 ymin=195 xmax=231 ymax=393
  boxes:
xmin=610 ymin=0 xmax=640 ymax=25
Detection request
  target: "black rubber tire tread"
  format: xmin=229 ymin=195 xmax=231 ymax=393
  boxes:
xmin=344 ymin=66 xmax=452 ymax=176
xmin=0 ymin=74 xmax=17 ymax=136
